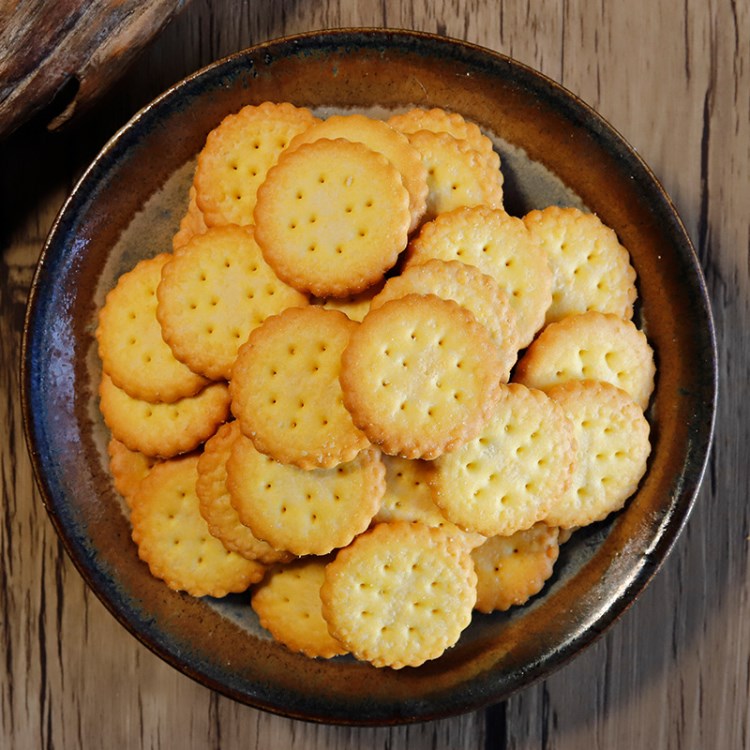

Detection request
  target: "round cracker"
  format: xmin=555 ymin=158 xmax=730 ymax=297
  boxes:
xmin=107 ymin=438 xmax=158 ymax=510
xmin=253 ymin=138 xmax=411 ymax=297
xmin=230 ymin=306 xmax=370 ymax=469
xmin=99 ymin=373 xmax=230 ymax=459
xmin=341 ymin=294 xmax=504 ymax=460
xmin=472 ymin=523 xmax=560 ymax=613
xmin=196 ymin=422 xmax=293 ymax=564
xmin=251 ymin=557 xmax=348 ymax=659
xmin=405 ymin=130 xmax=503 ymax=221
xmin=320 ymin=522 xmax=477 ymax=669
xmin=96 ymin=253 xmax=209 ymax=404
xmin=157 ymin=224 xmax=308 ymax=381
xmin=194 ymin=101 xmax=318 ymax=227
xmin=544 ymin=380 xmax=652 ymax=528
xmin=406 ymin=205 xmax=552 ymax=348
xmin=369 ymin=259 xmax=520 ymax=381
xmin=523 ymin=206 xmax=637 ymax=324
xmin=286 ymin=113 xmax=428 ymax=233
xmin=513 ymin=311 xmax=656 ymax=410
xmin=227 ymin=435 xmax=384 ymax=557
xmin=387 ymin=107 xmax=497 ymax=160
xmin=130 ymin=454 xmax=265 ymax=597
xmin=172 ymin=184 xmax=208 ymax=252
xmin=429 ymin=383 xmax=577 ymax=537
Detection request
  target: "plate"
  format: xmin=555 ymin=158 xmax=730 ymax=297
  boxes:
xmin=22 ymin=29 xmax=716 ymax=725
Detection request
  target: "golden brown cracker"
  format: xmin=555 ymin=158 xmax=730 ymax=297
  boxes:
xmin=251 ymin=557 xmax=348 ymax=659
xmin=429 ymin=383 xmax=577 ymax=537
xmin=320 ymin=522 xmax=477 ymax=669
xmin=96 ymin=253 xmax=209 ymax=404
xmin=544 ymin=380 xmax=651 ymax=528
xmin=108 ymin=438 xmax=158 ymax=509
xmin=253 ymin=138 xmax=411 ymax=297
xmin=130 ymin=454 xmax=265 ymax=597
xmin=230 ymin=306 xmax=369 ymax=469
xmin=227 ymin=434 xmax=384 ymax=557
xmin=340 ymin=294 xmax=504 ymax=460
xmin=513 ymin=311 xmax=656 ymax=410
xmin=157 ymin=224 xmax=308 ymax=381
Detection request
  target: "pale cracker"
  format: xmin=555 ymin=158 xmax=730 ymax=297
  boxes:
xmin=194 ymin=101 xmax=318 ymax=227
xmin=227 ymin=434 xmax=384 ymax=557
xmin=513 ymin=311 xmax=656 ymax=410
xmin=471 ymin=523 xmax=560 ymax=613
xmin=406 ymin=205 xmax=552 ymax=348
xmin=369 ymin=259 xmax=520 ymax=381
xmin=429 ymin=383 xmax=577 ymax=537
xmin=387 ymin=107 xmax=497 ymax=161
xmin=253 ymin=138 xmax=411 ymax=297
xmin=319 ymin=279 xmax=385 ymax=322
xmin=406 ymin=130 xmax=503 ymax=221
xmin=374 ymin=455 xmax=486 ymax=549
xmin=544 ymin=380 xmax=651 ymax=528
xmin=172 ymin=185 xmax=208 ymax=252
xmin=523 ymin=206 xmax=637 ymax=324
xmin=130 ymin=454 xmax=265 ymax=597
xmin=108 ymin=438 xmax=158 ymax=510
xmin=157 ymin=224 xmax=308 ymax=381
xmin=196 ymin=421 xmax=293 ymax=564
xmin=286 ymin=113 xmax=428 ymax=233
xmin=96 ymin=253 xmax=209 ymax=404
xmin=340 ymin=294 xmax=504 ymax=460
xmin=320 ymin=521 xmax=477 ymax=669
xmin=99 ymin=373 xmax=230 ymax=458
xmin=230 ymin=306 xmax=369 ymax=469
xmin=251 ymin=557 xmax=348 ymax=659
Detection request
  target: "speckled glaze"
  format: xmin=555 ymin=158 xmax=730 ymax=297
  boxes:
xmin=22 ymin=29 xmax=716 ymax=725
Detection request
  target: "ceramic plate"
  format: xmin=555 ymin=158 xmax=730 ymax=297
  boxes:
xmin=22 ymin=29 xmax=716 ymax=725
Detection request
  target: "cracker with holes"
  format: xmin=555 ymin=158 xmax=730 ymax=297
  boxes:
xmin=251 ymin=557 xmax=348 ymax=659
xmin=523 ymin=206 xmax=637 ymax=325
xmin=369 ymin=259 xmax=520 ymax=382
xmin=406 ymin=130 xmax=504 ymax=222
xmin=108 ymin=439 xmax=159 ymax=509
xmin=96 ymin=253 xmax=209 ymax=404
xmin=172 ymin=185 xmax=208 ymax=252
xmin=472 ymin=523 xmax=560 ymax=613
xmin=341 ymin=294 xmax=504 ymax=460
xmin=429 ymin=383 xmax=577 ymax=537
xmin=131 ymin=454 xmax=265 ymax=597
xmin=99 ymin=373 xmax=230 ymax=458
xmin=157 ymin=225 xmax=308 ymax=381
xmin=286 ymin=113 xmax=428 ymax=233
xmin=196 ymin=421 xmax=294 ymax=564
xmin=387 ymin=107 xmax=498 ymax=161
xmin=406 ymin=205 xmax=552 ymax=348
xmin=227 ymin=434 xmax=384 ymax=556
xmin=194 ymin=101 xmax=319 ymax=228
xmin=231 ymin=306 xmax=369 ymax=469
xmin=374 ymin=455 xmax=486 ymax=549
xmin=544 ymin=380 xmax=651 ymax=528
xmin=514 ymin=311 xmax=656 ymax=410
xmin=320 ymin=521 xmax=477 ymax=669
xmin=253 ymin=138 xmax=411 ymax=297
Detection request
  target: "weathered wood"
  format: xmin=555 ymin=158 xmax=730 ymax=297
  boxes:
xmin=1 ymin=0 xmax=747 ymax=748
xmin=0 ymin=0 xmax=188 ymax=138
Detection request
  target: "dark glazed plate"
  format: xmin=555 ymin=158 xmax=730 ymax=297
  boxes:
xmin=22 ymin=29 xmax=717 ymax=725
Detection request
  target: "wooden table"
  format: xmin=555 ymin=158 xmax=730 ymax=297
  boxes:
xmin=1 ymin=1 xmax=747 ymax=747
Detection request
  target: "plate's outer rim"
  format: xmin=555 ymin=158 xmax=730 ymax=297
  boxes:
xmin=21 ymin=28 xmax=717 ymax=725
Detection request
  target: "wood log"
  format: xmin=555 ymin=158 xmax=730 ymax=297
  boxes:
xmin=0 ymin=0 xmax=188 ymax=138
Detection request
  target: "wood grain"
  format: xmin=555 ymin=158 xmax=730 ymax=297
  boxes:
xmin=1 ymin=1 xmax=747 ymax=748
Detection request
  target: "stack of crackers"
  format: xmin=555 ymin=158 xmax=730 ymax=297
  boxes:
xmin=96 ymin=102 xmax=655 ymax=670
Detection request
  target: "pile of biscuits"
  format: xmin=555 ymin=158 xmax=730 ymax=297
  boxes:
xmin=96 ymin=102 xmax=655 ymax=670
